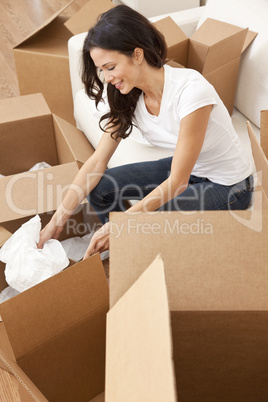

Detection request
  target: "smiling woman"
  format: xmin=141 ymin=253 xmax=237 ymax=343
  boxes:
xmin=38 ymin=5 xmax=254 ymax=259
xmin=82 ymin=6 xmax=167 ymax=139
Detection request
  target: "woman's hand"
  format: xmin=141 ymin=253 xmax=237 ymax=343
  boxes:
xmin=83 ymin=222 xmax=110 ymax=260
xmin=37 ymin=220 xmax=64 ymax=249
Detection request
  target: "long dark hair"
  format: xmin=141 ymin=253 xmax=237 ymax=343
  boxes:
xmin=82 ymin=5 xmax=167 ymax=140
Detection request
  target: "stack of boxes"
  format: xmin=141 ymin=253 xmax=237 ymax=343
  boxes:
xmin=0 ymin=0 xmax=267 ymax=400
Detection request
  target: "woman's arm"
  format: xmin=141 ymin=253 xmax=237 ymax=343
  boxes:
xmin=127 ymin=104 xmax=213 ymax=213
xmin=83 ymin=105 xmax=213 ymax=258
xmin=37 ymin=131 xmax=120 ymax=248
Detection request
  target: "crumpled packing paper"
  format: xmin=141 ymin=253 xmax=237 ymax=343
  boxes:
xmin=29 ymin=161 xmax=51 ymax=171
xmin=0 ymin=215 xmax=69 ymax=293
xmin=61 ymin=232 xmax=109 ymax=262
xmin=0 ymin=286 xmax=19 ymax=304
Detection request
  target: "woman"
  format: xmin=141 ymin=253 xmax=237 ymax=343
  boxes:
xmin=38 ymin=5 xmax=253 ymax=257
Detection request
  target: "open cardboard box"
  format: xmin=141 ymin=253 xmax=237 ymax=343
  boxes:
xmin=0 ymin=205 xmax=96 ymax=294
xmin=0 ymin=93 xmax=94 ymax=231
xmin=13 ymin=0 xmax=114 ymax=125
xmin=106 ymin=252 xmax=268 ymax=401
xmin=0 ymin=346 xmax=49 ymax=401
xmin=0 ymin=171 xmax=106 ymax=401
xmin=107 ymin=114 xmax=268 ymax=400
xmin=0 ymin=250 xmax=108 ymax=402
xmin=153 ymin=17 xmax=257 ymax=115
xmin=109 ymin=209 xmax=268 ymax=400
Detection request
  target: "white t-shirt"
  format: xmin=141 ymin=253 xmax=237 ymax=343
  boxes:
xmin=133 ymin=64 xmax=253 ymax=185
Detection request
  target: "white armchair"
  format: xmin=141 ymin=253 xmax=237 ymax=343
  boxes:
xmin=112 ymin=0 xmax=200 ymax=18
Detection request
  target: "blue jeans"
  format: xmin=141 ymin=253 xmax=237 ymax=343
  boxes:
xmin=87 ymin=157 xmax=254 ymax=224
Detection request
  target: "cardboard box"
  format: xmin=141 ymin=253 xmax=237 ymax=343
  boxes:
xmin=106 ymin=255 xmax=177 ymax=401
xmin=0 ymin=227 xmax=12 ymax=294
xmin=107 ymin=120 xmax=268 ymax=400
xmin=13 ymin=0 xmax=114 ymax=125
xmin=154 ymin=17 xmax=189 ymax=67
xmin=154 ymin=17 xmax=257 ymax=114
xmin=0 ymin=347 xmax=49 ymax=401
xmin=261 ymin=110 xmax=268 ymax=159
xmin=109 ymin=211 xmax=268 ymax=401
xmin=0 ymin=93 xmax=94 ymax=227
xmin=0 ymin=206 xmax=94 ymax=293
xmin=0 ymin=252 xmax=109 ymax=402
xmin=247 ymin=113 xmax=268 ymax=211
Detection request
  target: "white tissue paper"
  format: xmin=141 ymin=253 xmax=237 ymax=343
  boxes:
xmin=29 ymin=162 xmax=51 ymax=171
xmin=0 ymin=286 xmax=19 ymax=303
xmin=61 ymin=232 xmax=109 ymax=262
xmin=0 ymin=215 xmax=69 ymax=293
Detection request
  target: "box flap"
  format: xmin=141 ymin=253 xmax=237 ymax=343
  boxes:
xmin=247 ymin=120 xmax=268 ymax=199
xmin=53 ymin=114 xmax=94 ymax=164
xmin=0 ymin=322 xmax=14 ymax=359
xmin=64 ymin=0 xmax=114 ymax=36
xmin=13 ymin=0 xmax=75 ymax=48
xmin=0 ymin=349 xmax=49 ymax=401
xmin=0 ymin=254 xmax=109 ymax=401
xmin=203 ymin=57 xmax=240 ymax=115
xmin=110 ymin=211 xmax=268 ymax=310
xmin=153 ymin=16 xmax=188 ymax=47
xmin=0 ymin=162 xmax=81 ymax=223
xmin=188 ymin=18 xmax=248 ymax=74
xmin=242 ymin=30 xmax=258 ymax=53
xmin=191 ymin=18 xmax=246 ymax=47
xmin=261 ymin=110 xmax=268 ymax=159
xmin=0 ymin=227 xmax=12 ymax=247
xmin=153 ymin=17 xmax=188 ymax=65
xmin=202 ymin=28 xmax=247 ymax=75
xmin=0 ymin=94 xmax=50 ymax=124
xmin=106 ymin=255 xmax=177 ymax=402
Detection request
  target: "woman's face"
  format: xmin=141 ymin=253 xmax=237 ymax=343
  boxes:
xmin=90 ymin=47 xmax=142 ymax=94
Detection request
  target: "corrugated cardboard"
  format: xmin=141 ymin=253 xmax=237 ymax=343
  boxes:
xmin=13 ymin=1 xmax=75 ymax=124
xmin=13 ymin=0 xmax=114 ymax=125
xmin=187 ymin=18 xmax=248 ymax=74
xmin=203 ymin=58 xmax=241 ymax=117
xmin=109 ymin=211 xmax=268 ymax=401
xmin=108 ymin=126 xmax=268 ymax=399
xmin=153 ymin=17 xmax=188 ymax=67
xmin=0 ymin=227 xmax=12 ymax=293
xmin=64 ymin=0 xmax=114 ymax=35
xmin=0 ymin=348 xmax=49 ymax=402
xmin=247 ymin=116 xmax=268 ymax=210
xmin=0 ymin=253 xmax=109 ymax=402
xmin=0 ymin=93 xmax=94 ymax=224
xmin=0 ymin=227 xmax=12 ymax=247
xmin=261 ymin=110 xmax=268 ymax=159
xmin=154 ymin=17 xmax=257 ymax=115
xmin=106 ymin=255 xmax=177 ymax=402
